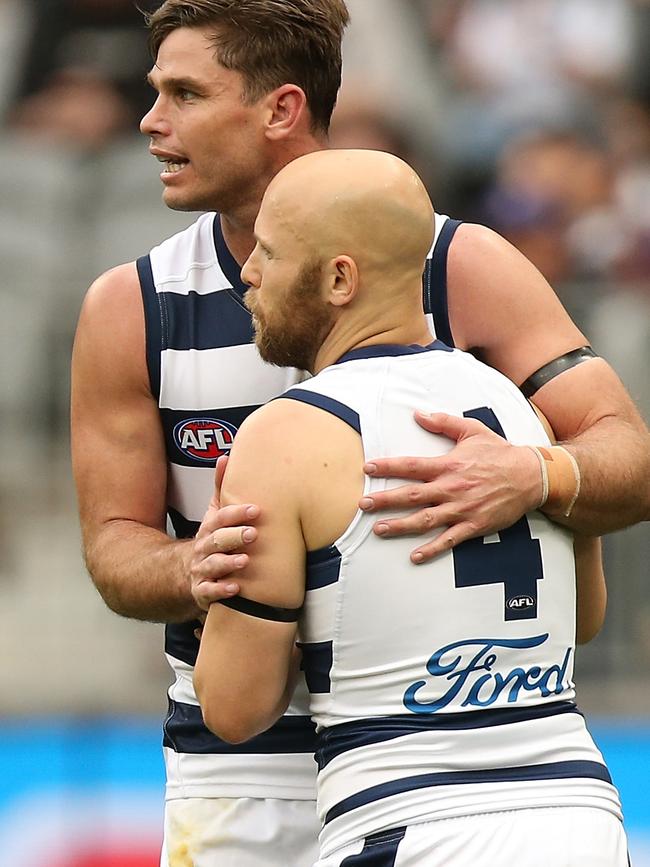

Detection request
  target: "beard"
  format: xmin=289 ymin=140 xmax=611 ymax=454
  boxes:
xmin=246 ymin=260 xmax=333 ymax=372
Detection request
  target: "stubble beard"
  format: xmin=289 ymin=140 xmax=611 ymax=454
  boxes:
xmin=249 ymin=261 xmax=333 ymax=373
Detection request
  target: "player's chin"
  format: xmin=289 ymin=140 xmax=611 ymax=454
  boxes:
xmin=161 ymin=182 xmax=207 ymax=213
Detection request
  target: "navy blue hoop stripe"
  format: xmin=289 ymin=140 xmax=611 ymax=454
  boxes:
xmin=306 ymin=545 xmax=342 ymax=591
xmin=165 ymin=620 xmax=201 ymax=666
xmin=341 ymin=825 xmax=407 ymax=866
xmin=167 ymin=507 xmax=200 ymax=540
xmin=324 ymin=760 xmax=612 ymax=825
xmin=279 ymin=389 xmax=361 ymax=433
xmin=315 ymin=701 xmax=579 ymax=770
xmin=158 ymin=290 xmax=254 ymax=350
xmin=424 ymin=218 xmax=462 ymax=347
xmin=163 ymin=699 xmax=316 ymax=754
xmin=137 ymin=254 xmax=163 ymax=399
xmin=299 ymin=640 xmax=334 ymax=694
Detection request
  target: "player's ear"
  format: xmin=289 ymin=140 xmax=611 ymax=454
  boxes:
xmin=326 ymin=256 xmax=358 ymax=308
xmin=263 ymin=84 xmax=307 ymax=141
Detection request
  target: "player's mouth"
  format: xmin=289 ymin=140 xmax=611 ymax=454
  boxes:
xmin=154 ymin=153 xmax=190 ymax=180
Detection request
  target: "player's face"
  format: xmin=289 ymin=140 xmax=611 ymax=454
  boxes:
xmin=141 ymin=26 xmax=269 ymax=214
xmin=242 ymin=233 xmax=333 ymax=372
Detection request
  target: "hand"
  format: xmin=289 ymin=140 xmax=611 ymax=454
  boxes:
xmin=360 ymin=411 xmax=543 ymax=563
xmin=190 ymin=457 xmax=261 ymax=611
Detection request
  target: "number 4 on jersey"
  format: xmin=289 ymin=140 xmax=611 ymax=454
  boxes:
xmin=452 ymin=407 xmax=544 ymax=621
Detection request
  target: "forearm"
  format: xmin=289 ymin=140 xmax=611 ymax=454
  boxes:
xmin=574 ymin=535 xmax=606 ymax=645
xmin=84 ymin=520 xmax=198 ymax=623
xmin=547 ymin=417 xmax=650 ymax=534
xmin=195 ymin=603 xmax=296 ymax=743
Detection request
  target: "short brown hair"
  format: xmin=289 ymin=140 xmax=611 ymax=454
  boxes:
xmin=145 ymin=0 xmax=349 ymax=132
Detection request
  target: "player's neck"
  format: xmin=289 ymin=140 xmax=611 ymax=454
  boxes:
xmin=313 ymin=311 xmax=432 ymax=374
xmin=220 ymin=138 xmax=329 ymax=266
xmin=220 ymin=213 xmax=257 ymax=266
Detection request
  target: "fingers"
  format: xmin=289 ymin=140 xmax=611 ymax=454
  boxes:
xmin=410 ymin=523 xmax=477 ymax=564
xmin=191 ymin=521 xmax=257 ymax=613
xmin=196 ymin=502 xmax=260 ymax=539
xmin=210 ymin=525 xmax=257 ymax=554
xmin=413 ymin=411 xmax=485 ymax=439
xmin=367 ymin=504 xmax=486 ymax=565
xmin=194 ymin=612 xmax=207 ymax=641
xmin=363 ymin=415 xmax=492 ymax=481
xmin=192 ymin=564 xmax=244 ymax=612
xmin=360 ymin=481 xmax=443 ymax=513
xmin=364 ymin=456 xmax=442 ymax=482
xmin=191 ymin=503 xmax=261 ymax=612
xmin=213 ymin=455 xmax=229 ymax=505
xmin=369 ymin=505 xmax=451 ymax=539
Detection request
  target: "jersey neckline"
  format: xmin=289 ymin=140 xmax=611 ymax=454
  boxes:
xmin=336 ymin=340 xmax=453 ymax=365
xmin=211 ymin=214 xmax=248 ymax=301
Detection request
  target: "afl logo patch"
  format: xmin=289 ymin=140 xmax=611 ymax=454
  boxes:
xmin=507 ymin=595 xmax=535 ymax=610
xmin=173 ymin=418 xmax=238 ymax=462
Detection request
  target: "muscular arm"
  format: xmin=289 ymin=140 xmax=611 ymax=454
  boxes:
xmin=71 ymin=263 xmax=247 ymax=622
xmin=71 ymin=262 xmax=197 ymax=621
xmin=448 ymin=223 xmax=650 ymax=532
xmin=362 ymin=224 xmax=649 ymax=558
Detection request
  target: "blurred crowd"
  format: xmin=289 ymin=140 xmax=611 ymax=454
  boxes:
xmin=0 ymin=0 xmax=648 ymax=713
xmin=2 ymin=0 xmax=649 ymax=296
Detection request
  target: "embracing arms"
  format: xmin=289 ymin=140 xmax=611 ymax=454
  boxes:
xmin=71 ymin=263 xmax=248 ymax=622
xmin=361 ymin=223 xmax=650 ymax=560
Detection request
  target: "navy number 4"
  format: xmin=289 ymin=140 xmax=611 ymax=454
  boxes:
xmin=452 ymin=407 xmax=543 ymax=621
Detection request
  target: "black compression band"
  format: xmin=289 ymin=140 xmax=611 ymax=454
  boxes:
xmin=520 ymin=347 xmax=598 ymax=398
xmin=218 ymin=595 xmax=301 ymax=623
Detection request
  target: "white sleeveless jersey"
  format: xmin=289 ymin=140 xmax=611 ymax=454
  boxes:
xmin=136 ymin=212 xmax=461 ymax=801
xmin=281 ymin=343 xmax=622 ymax=856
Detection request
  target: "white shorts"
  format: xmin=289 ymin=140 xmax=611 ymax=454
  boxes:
xmin=315 ymin=807 xmax=629 ymax=867
xmin=160 ymin=796 xmax=319 ymax=867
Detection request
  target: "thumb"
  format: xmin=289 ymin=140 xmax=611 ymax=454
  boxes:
xmin=210 ymin=455 xmax=229 ymax=509
xmin=414 ymin=411 xmax=479 ymax=442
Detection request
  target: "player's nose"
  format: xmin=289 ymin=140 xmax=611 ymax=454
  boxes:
xmin=241 ymin=248 xmax=261 ymax=289
xmin=140 ymin=96 xmax=169 ymax=137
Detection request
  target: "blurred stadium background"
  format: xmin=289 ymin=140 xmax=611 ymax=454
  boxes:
xmin=0 ymin=1 xmax=648 ymax=864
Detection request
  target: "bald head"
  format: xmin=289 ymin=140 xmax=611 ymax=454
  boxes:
xmin=262 ymin=149 xmax=434 ymax=281
xmin=243 ymin=149 xmax=434 ymax=373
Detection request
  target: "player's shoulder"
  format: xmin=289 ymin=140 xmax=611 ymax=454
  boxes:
xmin=234 ymin=392 xmax=353 ymax=467
xmin=448 ymin=221 xmax=513 ymax=261
xmin=447 ymin=221 xmax=546 ymax=286
xmin=81 ymin=261 xmax=141 ymax=322
xmin=223 ymin=399 xmax=317 ymax=509
xmin=236 ymin=395 xmax=323 ymax=447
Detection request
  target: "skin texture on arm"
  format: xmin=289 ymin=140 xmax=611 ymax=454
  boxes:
xmin=449 ymin=224 xmax=650 ymax=532
xmin=193 ymin=401 xmax=308 ymax=743
xmin=531 ymin=403 xmax=606 ymax=645
xmin=71 ymin=262 xmax=248 ymax=622
xmin=574 ymin=534 xmax=606 ymax=645
xmin=362 ymin=223 xmax=650 ymax=560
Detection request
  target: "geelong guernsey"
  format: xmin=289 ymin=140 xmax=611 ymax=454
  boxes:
xmin=136 ymin=211 xmax=460 ymax=801
xmin=282 ymin=344 xmax=622 ymax=856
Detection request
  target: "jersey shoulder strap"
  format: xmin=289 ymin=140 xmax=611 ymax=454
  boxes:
xmin=423 ymin=215 xmax=463 ymax=347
